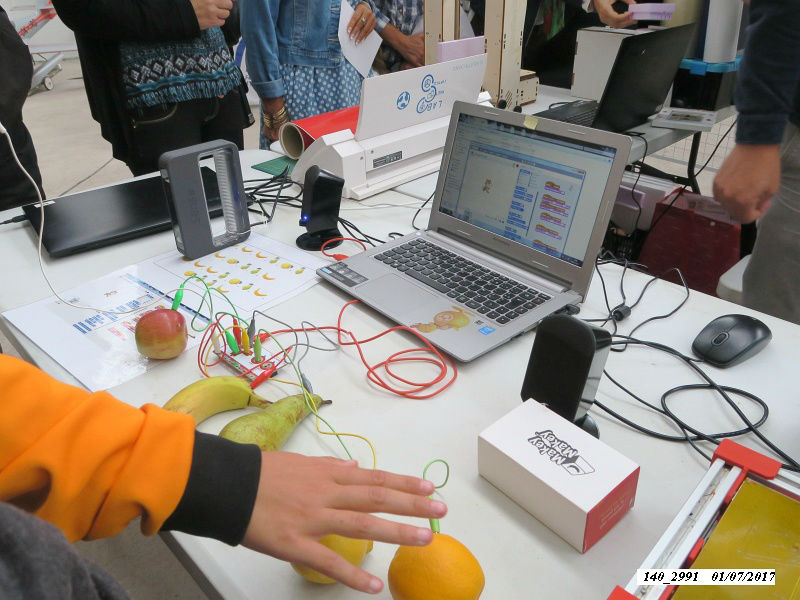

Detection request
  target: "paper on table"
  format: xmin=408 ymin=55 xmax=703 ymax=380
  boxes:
xmin=338 ymin=1 xmax=382 ymax=78
xmin=2 ymin=233 xmax=326 ymax=392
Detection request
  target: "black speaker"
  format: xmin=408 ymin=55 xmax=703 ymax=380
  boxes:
xmin=295 ymin=165 xmax=343 ymax=251
xmin=520 ymin=314 xmax=611 ymax=438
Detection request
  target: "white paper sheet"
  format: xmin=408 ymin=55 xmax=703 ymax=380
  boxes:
xmin=338 ymin=1 xmax=382 ymax=78
xmin=3 ymin=233 xmax=326 ymax=392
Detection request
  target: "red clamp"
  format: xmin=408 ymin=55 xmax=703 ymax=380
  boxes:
xmin=712 ymin=439 xmax=781 ymax=505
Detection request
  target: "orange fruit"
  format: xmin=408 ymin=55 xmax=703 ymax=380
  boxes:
xmin=291 ymin=535 xmax=373 ymax=584
xmin=388 ymin=533 xmax=485 ymax=600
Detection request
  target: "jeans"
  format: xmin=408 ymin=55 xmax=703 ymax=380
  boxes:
xmin=743 ymin=121 xmax=800 ymax=325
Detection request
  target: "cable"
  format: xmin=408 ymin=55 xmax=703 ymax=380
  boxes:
xmin=337 ymin=217 xmax=384 ymax=246
xmin=243 ymin=172 xmax=388 ymax=246
xmin=648 ymin=117 xmax=738 ymax=233
xmin=244 ymin=168 xmax=302 ymax=225
xmin=320 ymin=236 xmax=368 ymax=260
xmin=548 ymin=101 xmax=575 ymax=110
xmin=624 ymin=131 xmax=649 ymax=233
xmin=412 ymin=191 xmax=435 ymax=231
xmin=595 ymin=335 xmax=800 ymax=472
xmin=584 ymin=260 xmax=796 ymax=469
xmin=590 ymin=255 xmax=691 ymax=343
xmin=624 ymin=266 xmax=690 ymax=340
xmin=0 ymin=126 xmax=235 ymax=318
xmin=58 ymin=157 xmax=114 ymax=196
xmin=1 ymin=214 xmax=27 ymax=226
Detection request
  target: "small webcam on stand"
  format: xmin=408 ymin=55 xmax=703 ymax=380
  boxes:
xmin=296 ymin=165 xmax=344 ymax=251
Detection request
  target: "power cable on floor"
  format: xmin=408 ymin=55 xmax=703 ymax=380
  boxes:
xmin=58 ymin=157 xmax=114 ymax=196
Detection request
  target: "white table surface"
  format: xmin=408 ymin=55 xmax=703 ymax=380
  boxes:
xmin=2 ymin=151 xmax=797 ymax=600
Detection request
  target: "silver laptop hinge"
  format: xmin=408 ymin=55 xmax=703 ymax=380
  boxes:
xmin=426 ymin=231 xmax=570 ymax=296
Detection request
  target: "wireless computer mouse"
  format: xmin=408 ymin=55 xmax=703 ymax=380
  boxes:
xmin=691 ymin=314 xmax=772 ymax=368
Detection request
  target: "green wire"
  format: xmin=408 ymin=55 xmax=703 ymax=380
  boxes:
xmin=179 ymin=275 xmax=241 ymax=332
xmin=423 ymin=459 xmax=450 ymax=534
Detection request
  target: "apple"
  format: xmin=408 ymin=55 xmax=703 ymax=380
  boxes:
xmin=135 ymin=308 xmax=188 ymax=359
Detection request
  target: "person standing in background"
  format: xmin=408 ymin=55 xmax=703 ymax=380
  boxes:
xmin=0 ymin=7 xmax=45 ymax=210
xmin=371 ymin=0 xmax=425 ymax=72
xmin=52 ymin=0 xmax=252 ymax=176
xmin=713 ymin=0 xmax=800 ymax=325
xmin=242 ymin=0 xmax=377 ymax=146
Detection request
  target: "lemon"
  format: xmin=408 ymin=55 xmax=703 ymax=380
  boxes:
xmin=388 ymin=533 xmax=484 ymax=600
xmin=291 ymin=535 xmax=373 ymax=584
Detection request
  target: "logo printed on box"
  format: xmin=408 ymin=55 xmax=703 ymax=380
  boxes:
xmin=416 ymin=74 xmax=445 ymax=114
xmin=396 ymin=91 xmax=410 ymax=110
xmin=528 ymin=429 xmax=595 ymax=476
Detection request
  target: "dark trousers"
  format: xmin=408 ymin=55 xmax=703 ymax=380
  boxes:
xmin=126 ymin=89 xmax=248 ymax=176
xmin=0 ymin=114 xmax=45 ymax=210
xmin=1 ymin=6 xmax=45 ymax=210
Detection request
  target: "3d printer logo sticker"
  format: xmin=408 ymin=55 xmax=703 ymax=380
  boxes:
xmin=396 ymin=91 xmax=411 ymax=110
xmin=528 ymin=429 xmax=595 ymax=476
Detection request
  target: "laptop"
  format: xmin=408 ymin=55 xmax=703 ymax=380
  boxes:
xmin=23 ymin=166 xmax=223 ymax=257
xmin=317 ymin=102 xmax=631 ymax=362
xmin=536 ymin=24 xmax=697 ymax=133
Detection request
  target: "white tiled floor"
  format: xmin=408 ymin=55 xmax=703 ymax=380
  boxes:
xmin=5 ymin=58 xmax=720 ymax=600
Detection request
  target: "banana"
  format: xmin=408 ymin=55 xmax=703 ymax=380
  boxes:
xmin=219 ymin=393 xmax=330 ymax=451
xmin=163 ymin=376 xmax=272 ymax=425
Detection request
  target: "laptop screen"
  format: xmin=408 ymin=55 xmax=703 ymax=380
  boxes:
xmin=438 ymin=114 xmax=617 ymax=267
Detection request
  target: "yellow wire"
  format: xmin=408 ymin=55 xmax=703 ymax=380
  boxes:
xmin=269 ymin=377 xmax=302 ymax=387
xmin=201 ymin=318 xmax=378 ymax=468
xmin=262 ymin=330 xmax=378 ymax=469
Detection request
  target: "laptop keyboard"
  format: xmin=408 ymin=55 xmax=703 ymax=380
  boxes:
xmin=539 ymin=100 xmax=598 ymax=127
xmin=564 ymin=108 xmax=597 ymax=127
xmin=374 ymin=239 xmax=551 ymax=324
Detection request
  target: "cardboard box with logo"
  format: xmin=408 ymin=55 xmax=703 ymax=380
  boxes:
xmin=478 ymin=400 xmax=639 ymax=552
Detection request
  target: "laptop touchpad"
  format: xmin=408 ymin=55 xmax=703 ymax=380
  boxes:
xmin=357 ymin=274 xmax=441 ymax=317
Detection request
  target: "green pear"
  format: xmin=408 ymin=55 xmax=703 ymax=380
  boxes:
xmin=219 ymin=393 xmax=329 ymax=451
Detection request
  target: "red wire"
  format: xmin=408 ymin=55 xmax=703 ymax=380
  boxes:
xmin=198 ymin=302 xmax=457 ymax=398
xmin=320 ymin=237 xmax=368 ymax=260
xmin=335 ymin=300 xmax=457 ymax=398
xmin=260 ymin=301 xmax=457 ymax=399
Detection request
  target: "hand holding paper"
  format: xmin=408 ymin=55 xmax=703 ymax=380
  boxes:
xmin=338 ymin=1 xmax=382 ymax=78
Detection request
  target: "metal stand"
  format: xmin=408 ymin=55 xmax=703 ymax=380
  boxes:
xmin=636 ymin=131 xmax=703 ymax=194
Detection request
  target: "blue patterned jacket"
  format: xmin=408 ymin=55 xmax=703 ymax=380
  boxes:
xmin=242 ymin=0 xmax=375 ymax=99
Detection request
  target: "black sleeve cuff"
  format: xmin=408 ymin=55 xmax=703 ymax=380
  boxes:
xmin=174 ymin=0 xmax=202 ymax=38
xmin=161 ymin=432 xmax=261 ymax=545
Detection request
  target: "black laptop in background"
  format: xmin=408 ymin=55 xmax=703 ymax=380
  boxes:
xmin=23 ymin=166 xmax=223 ymax=257
xmin=536 ymin=24 xmax=697 ymax=133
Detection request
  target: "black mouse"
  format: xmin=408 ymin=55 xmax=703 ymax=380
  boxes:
xmin=691 ymin=314 xmax=772 ymax=368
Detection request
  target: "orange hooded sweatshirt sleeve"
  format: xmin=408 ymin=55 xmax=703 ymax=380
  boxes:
xmin=0 ymin=354 xmax=261 ymax=544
